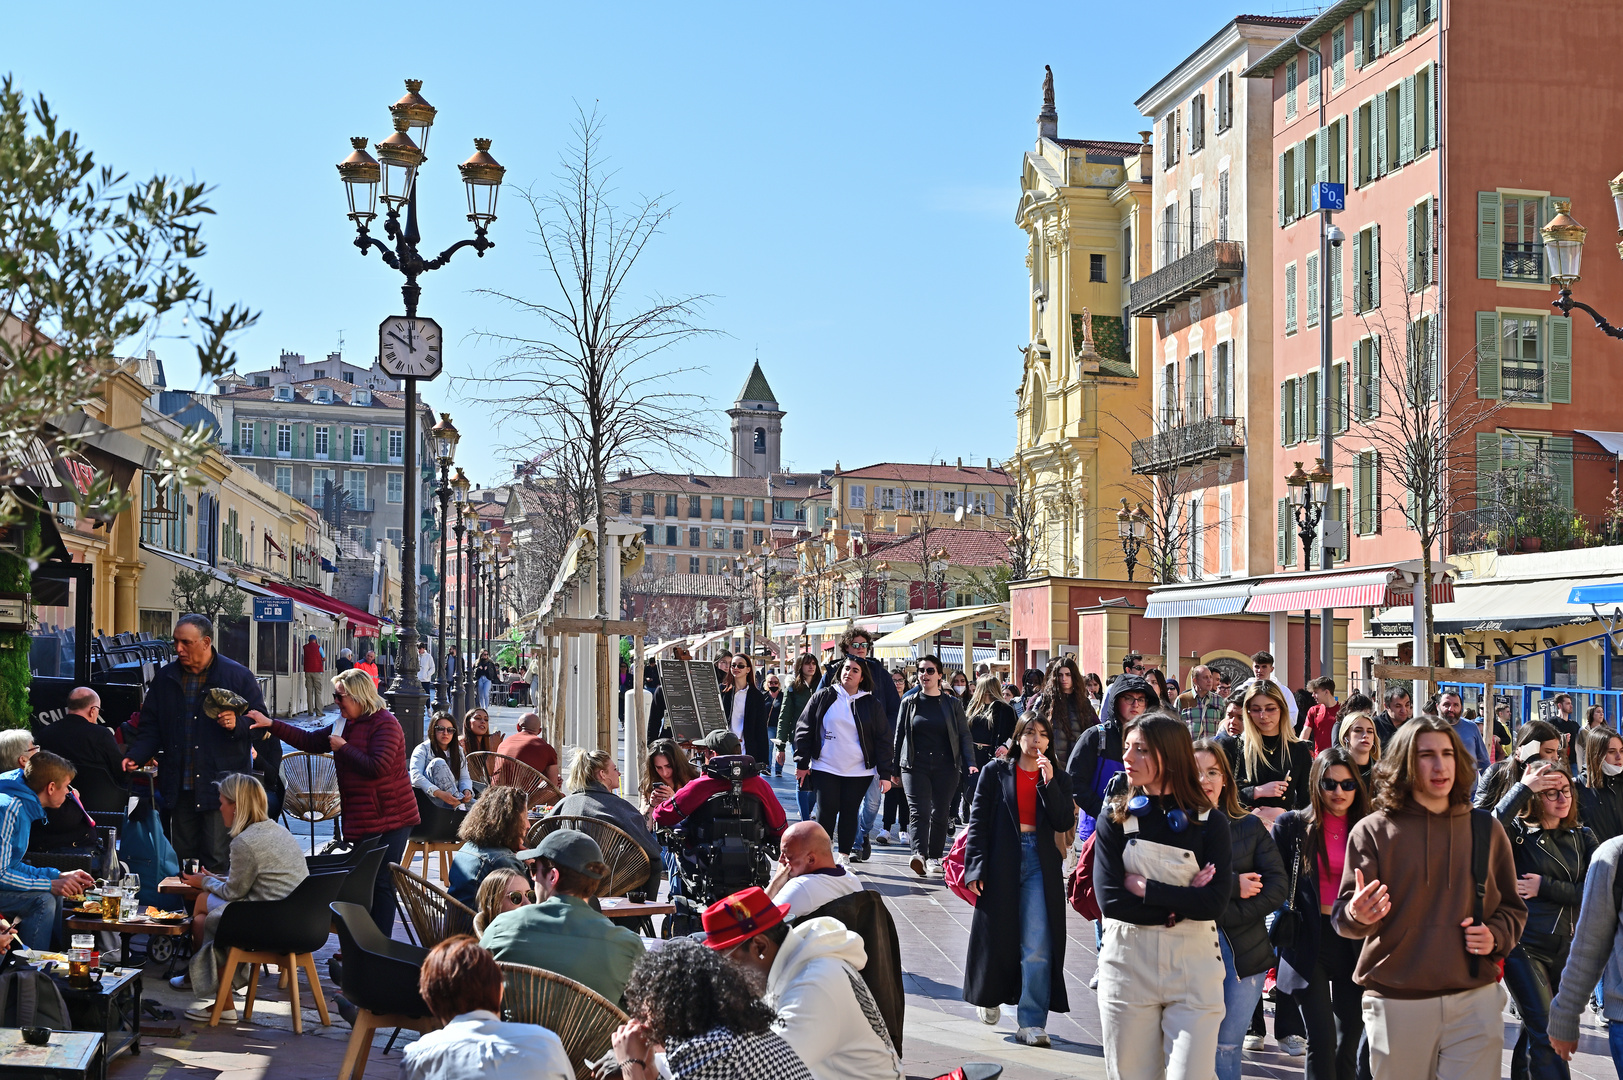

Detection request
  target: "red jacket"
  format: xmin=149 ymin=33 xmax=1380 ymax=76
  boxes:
xmin=271 ymin=709 xmax=420 ymax=838
xmin=653 ymin=774 xmax=786 ymax=838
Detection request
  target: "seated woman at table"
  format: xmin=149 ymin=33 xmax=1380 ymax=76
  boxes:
xmin=448 ymin=787 xmax=530 ymax=907
xmin=552 ymin=749 xmax=665 ymax=898
xmin=640 ymin=740 xmax=700 ymax=828
xmin=174 ymin=773 xmax=308 ymax=1019
xmin=472 ymin=867 xmax=541 ymax=935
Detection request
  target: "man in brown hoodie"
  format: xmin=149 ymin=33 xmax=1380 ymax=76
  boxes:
xmin=1332 ymin=715 xmax=1526 ymax=1080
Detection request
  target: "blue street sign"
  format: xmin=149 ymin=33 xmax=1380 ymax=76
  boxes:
xmin=1312 ymin=182 xmax=1346 ymax=213
xmin=252 ymin=597 xmax=293 ymax=623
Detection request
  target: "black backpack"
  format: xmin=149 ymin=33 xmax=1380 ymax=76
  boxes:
xmin=0 ymin=967 xmax=71 ymax=1029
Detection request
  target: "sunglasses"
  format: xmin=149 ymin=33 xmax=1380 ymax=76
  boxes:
xmin=332 ymin=692 xmax=348 ymax=701
xmin=433 ymin=726 xmax=455 ymax=734
xmin=917 ymin=666 xmax=938 ymax=675
xmin=730 ymin=662 xmax=749 ymax=669
xmin=506 ymin=890 xmax=536 ymax=905
xmin=1319 ymin=777 xmax=1360 ymax=792
xmin=849 ymin=642 xmax=870 ymax=651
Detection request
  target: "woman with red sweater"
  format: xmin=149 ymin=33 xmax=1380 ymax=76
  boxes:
xmin=253 ymin=667 xmax=419 ymax=934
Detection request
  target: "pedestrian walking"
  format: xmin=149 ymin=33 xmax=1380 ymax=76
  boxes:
xmin=1577 ymin=727 xmax=1623 ymax=842
xmin=1476 ymin=719 xmax=1564 ymax=811
xmin=475 ymin=650 xmax=499 ymax=709
xmin=817 ymin=630 xmax=902 ymax=863
xmin=1272 ymin=748 xmax=1370 ymax=1080
xmin=892 ymin=654 xmax=976 ymax=878
xmin=876 ymin=669 xmax=913 ymax=845
xmin=963 ymin=674 xmax=1018 ymax=821
xmin=764 ymin=674 xmax=783 ymax=767
xmin=1094 ymin=713 xmax=1231 ymax=1079
xmin=1435 ymin=690 xmax=1491 ymax=774
xmin=775 ymin=654 xmax=824 ymax=822
xmin=1193 ymin=737 xmax=1287 ymax=1080
xmin=963 ymin=711 xmax=1075 ymax=1047
xmin=1336 ymin=711 xmax=1381 ymax=791
xmin=1332 ymin=716 xmax=1526 ymax=1080
xmin=722 ymin=653 xmax=771 ymax=766
xmin=1175 ymin=665 xmax=1226 ymax=740
xmin=793 ymin=656 xmax=894 ymax=861
xmin=1300 ymin=678 xmax=1341 ymax=754
xmin=301 ymin=633 xmax=326 ymax=716
xmin=1492 ymin=760 xmax=1594 ymax=1080
xmin=1031 ymin=656 xmax=1098 ymax=782
xmin=1233 ymin=680 xmax=1313 ymax=828
xmin=1084 ymin=672 xmax=1105 ymax=716
xmin=1549 ymin=834 xmax=1623 ymax=1073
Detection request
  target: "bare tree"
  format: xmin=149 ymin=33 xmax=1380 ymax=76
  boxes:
xmin=464 ymin=107 xmax=719 ymax=630
xmin=1104 ymin=405 xmax=1221 ymax=585
xmin=999 ymin=472 xmax=1044 ymax=583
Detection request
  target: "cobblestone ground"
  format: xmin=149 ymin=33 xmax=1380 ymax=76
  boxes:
xmin=106 ymin=705 xmax=1618 ymax=1079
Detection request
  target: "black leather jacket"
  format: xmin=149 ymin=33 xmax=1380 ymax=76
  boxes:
xmin=1219 ymin=812 xmax=1289 ymax=978
xmin=1493 ymin=782 xmax=1597 ymax=955
xmin=1578 ymin=772 xmax=1623 ymax=843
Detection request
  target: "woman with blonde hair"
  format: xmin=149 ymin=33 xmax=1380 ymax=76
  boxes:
xmin=1232 ymin=680 xmax=1313 ymax=828
xmin=553 ymin=749 xmax=663 ymax=897
xmin=175 ymin=773 xmax=308 ymax=1021
xmin=472 ymin=867 xmax=541 ymax=935
xmin=255 ymin=667 xmax=418 ymax=935
xmin=1336 ymin=711 xmax=1382 ymax=789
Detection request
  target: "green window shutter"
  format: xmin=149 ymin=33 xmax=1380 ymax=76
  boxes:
xmin=1476 ymin=432 xmax=1501 ymax=506
xmin=1549 ymin=435 xmax=1575 ymax=509
xmin=1281 ymin=381 xmax=1291 ymax=446
xmin=1316 ymin=126 xmax=1330 ymax=184
xmin=1548 ymin=314 xmax=1572 ymax=403
xmin=1401 ymin=0 xmax=1417 ymax=43
xmin=1399 ymin=76 xmax=1415 ymax=164
xmin=1305 ymin=369 xmax=1320 ymax=439
xmin=1338 ymin=115 xmax=1348 ymax=186
xmin=1336 ymin=487 xmax=1351 ymax=561
xmin=1369 ymin=224 xmax=1381 ymax=308
xmin=1279 ymin=498 xmax=1296 ymax=567
xmin=1406 ymin=204 xmax=1418 ymax=292
xmin=1477 ymin=192 xmax=1502 ymax=279
xmin=1352 ymin=457 xmax=1364 ymax=535
xmin=1351 ymin=106 xmax=1362 ymax=189
xmin=1330 ymin=244 xmax=1344 ymax=318
xmin=1335 ymin=360 xmax=1349 ymax=432
xmin=1376 ymin=0 xmax=1390 ymax=53
xmin=1373 ymin=89 xmax=1388 ymax=176
xmin=1353 ymin=341 xmax=1368 ymax=421
xmin=1430 ymin=195 xmax=1440 ymax=285
xmin=1285 ymin=263 xmax=1297 ymax=334
xmin=1427 ymin=63 xmax=1439 ymax=149
xmin=1354 ymin=10 xmax=1366 ymax=66
xmin=1371 ymin=451 xmax=1383 ymax=533
xmin=1351 ymin=229 xmax=1364 ymax=312
xmin=1277 ymin=499 xmax=1288 ymax=567
xmin=1370 ymin=334 xmax=1383 ymax=417
xmin=1279 ymin=152 xmax=1288 ymax=227
xmin=1476 ymin=312 xmax=1501 ymax=399
xmin=1293 ymin=143 xmax=1307 ymax=222
xmin=1306 ymin=253 xmax=1319 ymax=327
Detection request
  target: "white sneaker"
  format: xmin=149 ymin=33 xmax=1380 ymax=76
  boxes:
xmin=926 ymin=858 xmax=944 ymax=875
xmin=909 ymin=855 xmax=926 ymax=877
xmin=1280 ymin=1035 xmax=1308 ymax=1057
xmin=186 ymin=1002 xmax=235 ymax=1023
xmin=169 ymin=975 xmax=189 ymax=990
xmin=1243 ymin=1034 xmax=1265 ymax=1051
xmin=976 ymin=1005 xmax=1000 ymax=1025
xmin=1089 ymin=973 xmax=1099 ymax=990
xmin=1016 ymin=1026 xmax=1051 ymax=1047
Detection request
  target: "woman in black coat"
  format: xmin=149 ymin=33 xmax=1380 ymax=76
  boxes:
xmin=1232 ymin=681 xmax=1313 ymax=828
xmin=1576 ymin=727 xmax=1623 ymax=843
xmin=793 ymin=657 xmax=894 ymax=857
xmin=962 ymin=711 xmax=1075 ymax=1048
xmin=720 ymin=653 xmax=771 ymax=766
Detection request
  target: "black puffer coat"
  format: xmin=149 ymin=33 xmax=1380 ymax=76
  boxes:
xmin=1220 ymin=812 xmax=1289 ymax=977
xmin=1578 ymin=772 xmax=1623 ymax=843
xmin=1493 ymin=782 xmax=1597 ymax=958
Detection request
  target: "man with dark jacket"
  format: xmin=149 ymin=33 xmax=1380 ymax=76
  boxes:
xmin=37 ymin=687 xmax=127 ymax=784
xmin=1066 ymin=674 xmax=1157 ymax=842
xmin=123 ymin=614 xmax=268 ymax=872
xmin=818 ymin=629 xmax=901 ymax=862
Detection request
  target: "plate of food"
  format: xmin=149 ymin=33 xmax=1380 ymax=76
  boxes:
xmin=145 ymin=907 xmax=187 ymax=922
xmin=70 ymin=905 xmax=104 ymax=920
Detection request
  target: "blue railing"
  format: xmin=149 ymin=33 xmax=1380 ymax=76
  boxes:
xmin=1438 ymin=681 xmax=1623 ymax=730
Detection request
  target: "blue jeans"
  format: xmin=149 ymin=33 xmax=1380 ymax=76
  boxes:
xmin=855 ymin=775 xmax=882 ymax=841
xmin=797 ymin=784 xmax=817 ymax=822
xmin=477 ymin=676 xmax=491 ymax=708
xmin=1608 ymin=1020 xmax=1623 ymax=1078
xmin=0 ymin=888 xmax=60 ymax=951
xmin=1017 ymin=833 xmax=1051 ymax=1030
xmin=1217 ymin=933 xmax=1269 ymax=1080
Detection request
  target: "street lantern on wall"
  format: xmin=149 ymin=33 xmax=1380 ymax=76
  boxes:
xmin=1540 ymin=196 xmax=1623 ymax=340
xmin=1116 ymin=497 xmax=1150 ymax=581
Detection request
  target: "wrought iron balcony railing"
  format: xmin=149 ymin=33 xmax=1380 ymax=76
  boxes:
xmin=1131 ymin=415 xmax=1246 ymax=474
xmin=1129 ymin=240 xmax=1245 ymax=317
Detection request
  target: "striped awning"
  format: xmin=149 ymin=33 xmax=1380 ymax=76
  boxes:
xmin=1142 ymin=582 xmax=1253 ymax=620
xmin=1245 ymin=570 xmax=1453 ymax=613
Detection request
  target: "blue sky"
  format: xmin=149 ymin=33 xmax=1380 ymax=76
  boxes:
xmin=10 ymin=1 xmax=1254 ymax=484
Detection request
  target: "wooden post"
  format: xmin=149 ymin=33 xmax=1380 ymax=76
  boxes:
xmin=553 ymin=635 xmax=571 ymax=749
xmin=630 ymin=633 xmax=646 ymax=797
xmin=1372 ymin=663 xmax=1500 ymax=760
xmin=596 ymin=624 xmax=612 ymax=754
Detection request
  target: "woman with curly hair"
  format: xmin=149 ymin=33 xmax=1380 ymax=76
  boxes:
xmin=611 ymin=937 xmax=813 ymax=1080
xmin=447 ymin=787 xmax=529 ymax=906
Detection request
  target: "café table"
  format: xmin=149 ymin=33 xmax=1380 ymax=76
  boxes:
xmin=0 ymin=1027 xmax=104 ymax=1080
xmin=64 ymin=912 xmax=187 ymax=971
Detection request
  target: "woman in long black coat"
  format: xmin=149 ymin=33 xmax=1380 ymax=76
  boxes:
xmin=962 ymin=711 xmax=1075 ymax=1046
xmin=721 ymin=654 xmax=772 ymax=766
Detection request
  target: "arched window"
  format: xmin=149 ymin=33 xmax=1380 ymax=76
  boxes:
xmin=753 ymin=427 xmax=766 ymax=453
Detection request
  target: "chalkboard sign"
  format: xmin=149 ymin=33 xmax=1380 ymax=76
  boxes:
xmin=657 ymin=659 xmax=728 ymax=742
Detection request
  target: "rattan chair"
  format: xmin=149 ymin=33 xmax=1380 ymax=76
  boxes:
xmin=496 ymin=962 xmax=627 ymax=1080
xmin=281 ymin=752 xmax=342 ymax=854
xmin=523 ymin=815 xmax=652 ymax=899
xmin=467 ymin=751 xmax=562 ymax=808
xmin=390 ymin=863 xmax=475 ymax=949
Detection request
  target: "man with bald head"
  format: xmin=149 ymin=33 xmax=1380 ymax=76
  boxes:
xmin=768 ymin=820 xmax=865 ymax=919
xmin=495 ymin=711 xmax=561 ymax=790
xmin=37 ymin=687 xmax=126 ymax=783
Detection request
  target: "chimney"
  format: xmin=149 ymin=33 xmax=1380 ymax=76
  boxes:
xmin=986 ymin=457 xmax=993 ymax=469
xmin=956 ymin=456 xmax=963 ymax=470
xmin=1037 ymin=65 xmax=1058 ymax=140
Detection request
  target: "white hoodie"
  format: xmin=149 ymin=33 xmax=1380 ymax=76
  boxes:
xmin=766 ymin=917 xmax=902 ymax=1080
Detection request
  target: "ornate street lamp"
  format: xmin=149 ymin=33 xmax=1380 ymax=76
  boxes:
xmin=1542 ymin=198 xmax=1623 ymax=339
xmin=1116 ymin=497 xmax=1150 ymax=582
xmin=429 ymin=413 xmax=459 ymax=712
xmin=336 ymin=78 xmax=505 ymax=747
xmin=451 ymin=468 xmax=470 ymax=716
xmin=1287 ymin=457 xmax=1333 ymax=680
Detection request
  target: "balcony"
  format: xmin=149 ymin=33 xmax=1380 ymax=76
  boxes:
xmin=1502 ymin=243 xmax=1543 ymax=282
xmin=1129 ymin=239 xmax=1246 ymax=317
xmin=1131 ymin=415 xmax=1246 ymax=475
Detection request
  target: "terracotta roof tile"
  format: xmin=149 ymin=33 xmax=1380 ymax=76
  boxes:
xmin=864 ymin=527 xmax=1010 ymax=568
xmin=1052 ymin=139 xmax=1144 ymax=157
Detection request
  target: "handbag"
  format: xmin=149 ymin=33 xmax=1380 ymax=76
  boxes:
xmin=943 ymin=828 xmax=976 ymax=907
xmin=1268 ymin=832 xmax=1303 ymax=951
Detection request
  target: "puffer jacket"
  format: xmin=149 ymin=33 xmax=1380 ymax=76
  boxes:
xmin=270 ymin=709 xmax=419 ymax=838
xmin=1578 ymin=772 xmax=1623 ymax=843
xmin=1493 ymin=781 xmax=1597 ymax=956
xmin=1066 ymin=674 xmax=1160 ymax=841
xmin=1219 ymin=812 xmax=1289 ymax=978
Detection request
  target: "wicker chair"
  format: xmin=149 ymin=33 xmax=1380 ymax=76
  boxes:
xmin=467 ymin=751 xmax=562 ymax=808
xmin=523 ymin=815 xmax=652 ymax=900
xmin=390 ymin=863 xmax=475 ymax=949
xmin=496 ymin=962 xmax=627 ymax=1080
xmin=281 ymin=752 xmax=342 ymax=855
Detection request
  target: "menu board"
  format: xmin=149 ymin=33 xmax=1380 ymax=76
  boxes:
xmin=657 ymin=659 xmax=728 ymax=742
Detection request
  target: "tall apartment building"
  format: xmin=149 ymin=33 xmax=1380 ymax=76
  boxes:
xmin=1246 ymin=0 xmax=1623 ymax=676
xmin=1130 ymin=15 xmax=1310 ymax=584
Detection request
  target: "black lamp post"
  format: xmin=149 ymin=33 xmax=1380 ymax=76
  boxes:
xmin=1286 ymin=458 xmax=1332 ymax=680
xmin=451 ymin=469 xmax=470 ymax=717
xmin=429 ymin=413 xmax=459 ymax=712
xmin=1115 ymin=497 xmax=1150 ymax=582
xmin=336 ymin=78 xmax=505 ymax=747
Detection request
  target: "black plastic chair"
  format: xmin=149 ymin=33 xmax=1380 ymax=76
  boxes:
xmin=307 ymin=834 xmax=382 ymax=876
xmin=207 ymin=871 xmax=346 ymax=1033
xmin=334 ymin=843 xmax=386 ymax=913
xmin=331 ymin=901 xmax=441 ymax=1080
xmin=73 ymin=763 xmax=132 ymax=815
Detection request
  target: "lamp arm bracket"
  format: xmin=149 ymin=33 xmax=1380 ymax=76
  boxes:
xmin=1553 ymin=290 xmax=1623 ymax=340
xmin=425 ymin=229 xmax=495 ymax=271
xmin=352 ymin=228 xmax=399 ymax=267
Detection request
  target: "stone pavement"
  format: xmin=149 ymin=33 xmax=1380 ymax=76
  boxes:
xmin=100 ymin=703 xmax=1618 ymax=1079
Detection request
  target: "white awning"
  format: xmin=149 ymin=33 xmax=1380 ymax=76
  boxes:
xmin=138 ymin=543 xmax=336 ymax=627
xmin=646 ymin=638 xmax=687 ymax=657
xmin=854 ymin=612 xmax=911 ymax=635
xmin=872 ymin=603 xmax=1008 ymax=659
xmin=1142 ymin=581 xmax=1253 ymax=620
xmin=1377 ymin=577 xmax=1599 ymax=634
xmin=1580 ymin=430 xmax=1623 ymax=456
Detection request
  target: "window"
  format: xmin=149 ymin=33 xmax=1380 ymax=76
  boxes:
xmin=751 ymin=499 xmax=764 ymax=522
xmin=1332 ymin=359 xmax=1350 ymax=432
xmin=1352 ymin=224 xmax=1381 ymax=312
xmin=1278 ymin=146 xmax=1295 ymax=226
xmin=1286 ymin=58 xmax=1298 ymax=119
xmin=642 ymin=493 xmax=655 ymax=515
xmin=1330 ymin=241 xmax=1344 ymax=318
xmin=239 ymin=421 xmax=255 ymax=455
xmin=277 ymin=423 xmax=292 ymax=455
xmin=665 ymin=494 xmax=678 ymax=516
xmin=1353 ymin=335 xmax=1383 ymax=420
xmin=705 ymin=557 xmax=717 ymax=576
xmin=312 ymin=468 xmax=334 ymax=507
xmin=275 ymin=466 xmax=291 ymax=494
xmin=710 ymin=497 xmax=724 ymax=520
xmin=849 ymin=485 xmax=866 ymax=508
xmin=1122 ymin=225 xmax=1133 ymax=282
xmin=1304 ymin=369 xmax=1321 ymax=440
xmin=388 ymin=429 xmax=403 ymax=460
xmin=346 ymin=470 xmax=367 ymax=505
xmin=1306 ymin=252 xmax=1320 ymax=328
xmin=1217 ymin=170 xmax=1229 ymax=241
xmin=1500 ymin=195 xmax=1546 ymax=281
xmin=710 ymin=529 xmax=726 ymax=549
xmin=909 ymin=489 xmax=928 ymax=513
xmin=688 ymin=495 xmax=701 ymax=518
xmin=732 ymin=498 xmax=745 ymax=520
xmin=666 ymin=554 xmax=677 ymax=573
xmin=1161 ymin=110 xmax=1181 ymax=169
xmin=732 ymin=530 xmax=744 ymax=550
xmin=1306 ymin=50 xmax=1320 ymax=107
xmin=1484 ymin=432 xmax=1576 ymax=511
xmin=1332 ymin=26 xmax=1346 ymax=88
xmin=1406 ymin=316 xmax=1439 ymax=404
xmin=1188 ymin=187 xmax=1202 ymax=251
xmin=1162 ymin=362 xmax=1179 ymax=425
xmin=665 ymin=525 xmax=678 ymax=545
xmin=941 ymin=490 xmax=960 ymax=513
xmin=1216 ymin=71 xmax=1234 ymax=132
xmin=351 ymin=429 xmax=366 ymax=459
xmin=1184 ymin=352 xmax=1205 ymax=420
xmin=619 ymin=492 xmax=632 ymax=513
xmin=1353 ymin=450 xmax=1383 ymax=534
xmin=1407 ymin=196 xmax=1436 ymax=290
xmin=688 ymin=526 xmax=701 ymax=547
xmin=1218 ymin=491 xmax=1233 ymax=576
xmin=1474 ymin=312 xmax=1569 ymax=406
xmin=1500 ymin=316 xmax=1545 ymax=402
xmin=387 ymin=472 xmax=403 ymax=503
xmin=689 ymin=556 xmax=700 ymax=574
xmin=1353 ymin=98 xmax=1374 ymax=187
xmin=1089 ymin=253 xmax=1107 ymax=282
xmin=1214 ymin=342 xmax=1235 ymax=417
xmin=1285 ymin=262 xmax=1298 ymax=335
xmin=1162 ymin=202 xmax=1180 ymax=265
xmin=642 ymin=523 xmax=655 ymax=543
xmin=753 ymin=530 xmax=764 ymax=545
xmin=314 ymin=426 xmax=329 ymax=457
xmin=1189 ymin=93 xmax=1205 ymax=153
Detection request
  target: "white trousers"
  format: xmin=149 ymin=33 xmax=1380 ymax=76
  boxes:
xmin=1363 ymin=981 xmax=1506 ymax=1080
xmin=1098 ymin=918 xmax=1226 ymax=1080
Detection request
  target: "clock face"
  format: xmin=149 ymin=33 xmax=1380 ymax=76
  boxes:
xmin=378 ymin=316 xmax=444 ymax=380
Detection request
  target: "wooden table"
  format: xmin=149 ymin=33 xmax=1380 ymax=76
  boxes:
xmin=157 ymin=876 xmax=199 ymax=900
xmin=0 ymin=1028 xmax=104 ymax=1080
xmin=65 ymin=915 xmax=187 ymax=970
xmin=598 ymin=898 xmax=676 ymax=920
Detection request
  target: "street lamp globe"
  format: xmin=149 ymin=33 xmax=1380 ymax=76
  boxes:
xmin=458 ymin=139 xmax=507 ymax=228
xmin=1286 ymin=460 xmax=1309 ymax=494
xmin=429 ymin=412 xmax=460 ymax=466
xmin=452 ymin=467 xmax=470 ymax=505
xmin=1308 ymin=458 xmax=1332 ymax=508
xmin=375 ymin=117 xmax=424 ymax=210
xmin=389 ymin=79 xmax=437 ymax=161
xmin=1610 ymin=170 xmax=1623 ymax=251
xmin=1116 ymin=497 xmax=1134 ymax=539
xmin=1541 ymin=199 xmax=1587 ymax=286
xmin=336 ymin=137 xmax=380 ymax=225
xmin=1130 ymin=504 xmax=1149 ymax=539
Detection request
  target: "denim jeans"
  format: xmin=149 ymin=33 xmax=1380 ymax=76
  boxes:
xmin=0 ymin=888 xmax=60 ymax=951
xmin=477 ymin=676 xmax=491 ymax=708
xmin=1017 ymin=832 xmax=1051 ymax=1030
xmin=1217 ymin=932 xmax=1269 ymax=1080
xmin=901 ymin=765 xmax=959 ymax=860
xmin=1609 ymin=1020 xmax=1623 ymax=1078
xmin=1503 ymin=944 xmax=1570 ymax=1080
xmin=855 ymin=775 xmax=883 ymax=841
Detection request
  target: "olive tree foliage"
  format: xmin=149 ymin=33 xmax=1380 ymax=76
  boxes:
xmin=0 ymin=75 xmax=257 ymax=547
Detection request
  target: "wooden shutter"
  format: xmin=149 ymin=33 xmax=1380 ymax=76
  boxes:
xmin=1476 ymin=312 xmax=1501 ymax=399
xmin=1369 ymin=224 xmax=1381 ymax=308
xmin=1548 ymin=314 xmax=1573 ymax=403
xmin=1427 ymin=62 xmax=1439 ymax=149
xmin=1354 ymin=10 xmax=1366 ymax=67
xmin=1406 ymin=204 xmax=1418 ymax=292
xmin=1338 ymin=115 xmax=1348 ymax=186
xmin=1334 ymin=360 xmax=1349 ymax=432
xmin=1281 ymin=380 xmax=1292 ymax=446
xmin=1373 ymin=90 xmax=1388 ymax=176
xmin=1278 ymin=498 xmax=1295 ymax=567
xmin=1174 ymin=109 xmax=1182 ymax=163
xmin=1477 ymin=192 xmax=1501 ymax=279
xmin=1307 ymin=252 xmax=1320 ymax=327
xmin=1369 ymin=334 xmax=1383 ymax=418
xmin=1336 ymin=487 xmax=1351 ymax=561
xmin=1549 ymin=435 xmax=1575 ymax=508
xmin=1476 ymin=432 xmax=1501 ymax=505
xmin=1286 ymin=263 xmax=1298 ymax=334
xmin=1351 ymin=106 xmax=1362 ymax=189
xmin=1376 ymin=0 xmax=1390 ymax=53
xmin=1430 ymin=195 xmax=1441 ymax=285
xmin=1401 ymin=0 xmax=1417 ymax=41
xmin=1279 ymin=152 xmax=1288 ymax=227
xmin=1287 ymin=60 xmax=1298 ymax=118
xmin=1399 ymin=75 xmax=1416 ymax=164
xmin=1293 ymin=143 xmax=1307 ymax=223
xmin=1317 ymin=126 xmax=1330 ymax=184
xmin=1351 ymin=228 xmax=1364 ymax=312
xmin=1305 ymin=370 xmax=1319 ymax=439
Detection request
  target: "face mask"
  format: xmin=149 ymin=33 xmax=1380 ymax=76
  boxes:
xmin=1604 ymin=761 xmax=1623 ymax=777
